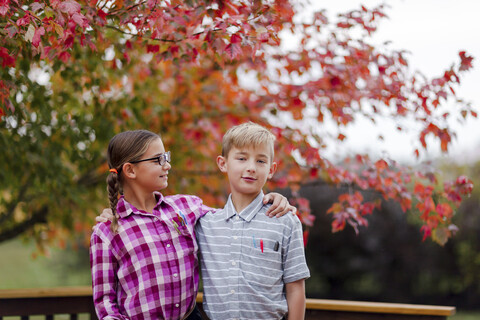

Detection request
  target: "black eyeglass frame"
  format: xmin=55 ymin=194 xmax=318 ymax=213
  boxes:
xmin=129 ymin=151 xmax=171 ymax=166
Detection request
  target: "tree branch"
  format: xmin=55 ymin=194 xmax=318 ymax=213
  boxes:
xmin=0 ymin=206 xmax=48 ymax=243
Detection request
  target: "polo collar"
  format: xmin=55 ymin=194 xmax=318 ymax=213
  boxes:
xmin=224 ymin=191 xmax=265 ymax=222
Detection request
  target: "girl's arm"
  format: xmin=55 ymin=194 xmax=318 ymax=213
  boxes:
xmin=90 ymin=232 xmax=126 ymax=319
xmin=285 ymin=279 xmax=306 ymax=320
xmin=95 ymin=192 xmax=296 ymax=223
xmin=263 ymin=192 xmax=297 ymax=218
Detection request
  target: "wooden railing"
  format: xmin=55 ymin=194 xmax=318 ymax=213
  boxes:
xmin=0 ymin=287 xmax=455 ymax=320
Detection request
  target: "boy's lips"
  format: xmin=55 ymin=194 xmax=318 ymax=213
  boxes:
xmin=242 ymin=176 xmax=256 ymax=181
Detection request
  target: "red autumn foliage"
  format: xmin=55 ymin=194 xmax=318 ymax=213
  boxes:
xmin=0 ymin=0 xmax=476 ymax=245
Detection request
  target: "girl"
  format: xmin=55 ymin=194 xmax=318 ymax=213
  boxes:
xmin=90 ymin=130 xmax=292 ymax=320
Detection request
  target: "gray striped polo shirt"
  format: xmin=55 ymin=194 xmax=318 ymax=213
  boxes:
xmin=196 ymin=192 xmax=310 ymax=320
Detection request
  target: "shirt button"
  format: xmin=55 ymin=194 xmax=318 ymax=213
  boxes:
xmin=230 ymin=289 xmax=235 ymax=294
xmin=231 ymin=261 xmax=236 ymax=266
xmin=173 ymin=273 xmax=178 ymax=277
xmin=175 ymin=304 xmax=179 ymax=307
xmin=233 ymin=236 xmax=238 ymax=240
xmin=235 ymin=216 xmax=240 ymax=221
xmin=166 ymin=244 xmax=171 ymax=248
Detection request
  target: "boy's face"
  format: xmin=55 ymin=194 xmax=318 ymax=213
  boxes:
xmin=217 ymin=144 xmax=277 ymax=198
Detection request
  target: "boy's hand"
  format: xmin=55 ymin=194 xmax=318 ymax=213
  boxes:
xmin=263 ymin=192 xmax=297 ymax=218
xmin=95 ymin=208 xmax=114 ymax=223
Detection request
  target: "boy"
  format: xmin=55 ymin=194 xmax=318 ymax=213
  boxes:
xmin=196 ymin=122 xmax=310 ymax=319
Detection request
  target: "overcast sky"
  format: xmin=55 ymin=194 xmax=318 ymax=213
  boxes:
xmin=309 ymin=0 xmax=480 ymax=164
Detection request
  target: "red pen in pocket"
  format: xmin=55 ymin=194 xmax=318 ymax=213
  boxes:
xmin=260 ymin=239 xmax=264 ymax=253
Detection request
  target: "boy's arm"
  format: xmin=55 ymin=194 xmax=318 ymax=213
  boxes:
xmin=285 ymin=279 xmax=306 ymax=320
xmin=95 ymin=208 xmax=114 ymax=223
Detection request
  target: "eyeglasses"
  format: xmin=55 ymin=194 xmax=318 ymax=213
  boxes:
xmin=130 ymin=151 xmax=171 ymax=166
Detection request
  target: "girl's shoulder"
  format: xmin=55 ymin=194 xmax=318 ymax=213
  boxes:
xmin=91 ymin=221 xmax=115 ymax=242
xmin=163 ymin=194 xmax=203 ymax=206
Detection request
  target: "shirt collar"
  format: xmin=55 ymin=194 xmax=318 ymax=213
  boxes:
xmin=116 ymin=191 xmax=164 ymax=218
xmin=224 ymin=191 xmax=265 ymax=222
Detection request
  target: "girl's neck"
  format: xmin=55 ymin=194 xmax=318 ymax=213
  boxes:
xmin=123 ymin=186 xmax=157 ymax=213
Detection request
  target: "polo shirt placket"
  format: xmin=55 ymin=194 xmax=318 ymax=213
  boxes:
xmin=229 ymin=211 xmax=243 ymax=320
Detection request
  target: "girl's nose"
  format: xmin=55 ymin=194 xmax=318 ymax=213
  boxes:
xmin=163 ymin=161 xmax=172 ymax=170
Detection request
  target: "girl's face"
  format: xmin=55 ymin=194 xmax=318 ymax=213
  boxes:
xmin=132 ymin=138 xmax=171 ymax=192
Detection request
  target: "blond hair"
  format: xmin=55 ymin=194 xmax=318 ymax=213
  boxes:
xmin=222 ymin=122 xmax=276 ymax=160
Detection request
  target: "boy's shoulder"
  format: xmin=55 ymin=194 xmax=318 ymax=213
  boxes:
xmin=257 ymin=203 xmax=302 ymax=227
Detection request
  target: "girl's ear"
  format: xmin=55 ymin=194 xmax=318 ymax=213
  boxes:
xmin=122 ymin=162 xmax=136 ymax=179
xmin=267 ymin=161 xmax=277 ymax=179
xmin=216 ymin=155 xmax=227 ymax=173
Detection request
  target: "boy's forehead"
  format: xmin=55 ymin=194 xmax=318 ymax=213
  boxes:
xmin=230 ymin=144 xmax=271 ymax=156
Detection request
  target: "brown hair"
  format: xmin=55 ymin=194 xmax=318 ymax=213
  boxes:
xmin=106 ymin=130 xmax=160 ymax=232
xmin=221 ymin=122 xmax=276 ymax=160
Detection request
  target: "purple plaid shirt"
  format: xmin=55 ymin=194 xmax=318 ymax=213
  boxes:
xmin=90 ymin=192 xmax=213 ymax=320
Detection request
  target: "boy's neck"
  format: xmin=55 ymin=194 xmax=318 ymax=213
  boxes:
xmin=230 ymin=191 xmax=261 ymax=213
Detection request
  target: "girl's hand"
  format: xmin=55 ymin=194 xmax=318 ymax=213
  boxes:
xmin=263 ymin=192 xmax=297 ymax=218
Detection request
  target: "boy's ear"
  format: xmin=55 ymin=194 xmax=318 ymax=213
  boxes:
xmin=216 ymin=155 xmax=227 ymax=173
xmin=122 ymin=162 xmax=136 ymax=179
xmin=268 ymin=161 xmax=277 ymax=179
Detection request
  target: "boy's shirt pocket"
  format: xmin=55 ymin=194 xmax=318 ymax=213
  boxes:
xmin=240 ymin=236 xmax=284 ymax=289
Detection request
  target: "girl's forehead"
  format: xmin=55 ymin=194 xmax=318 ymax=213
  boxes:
xmin=145 ymin=138 xmax=165 ymax=153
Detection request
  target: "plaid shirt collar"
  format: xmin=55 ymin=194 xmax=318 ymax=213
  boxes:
xmin=117 ymin=191 xmax=165 ymax=219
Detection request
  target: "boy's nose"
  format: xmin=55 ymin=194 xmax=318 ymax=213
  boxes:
xmin=246 ymin=160 xmax=256 ymax=172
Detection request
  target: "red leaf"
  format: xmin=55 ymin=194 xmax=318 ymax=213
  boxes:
xmin=375 ymin=159 xmax=388 ymax=171
xmin=225 ymin=43 xmax=242 ymax=60
xmin=0 ymin=0 xmax=10 ymax=16
xmin=58 ymin=0 xmax=81 ymax=14
xmin=147 ymin=44 xmax=160 ymax=53
xmin=436 ymin=203 xmax=453 ymax=218
xmin=72 ymin=12 xmax=89 ymax=28
xmin=459 ymin=51 xmax=473 ymax=71
xmin=303 ymin=230 xmax=309 ymax=246
xmin=32 ymin=26 xmax=45 ymax=47
xmin=230 ymin=33 xmax=242 ymax=44
xmin=0 ymin=47 xmax=15 ymax=67
xmin=98 ymin=8 xmax=107 ymax=21
xmin=420 ymin=225 xmax=431 ymax=241
xmin=31 ymin=2 xmax=44 ymax=13
xmin=58 ymin=51 xmax=71 ymax=63
xmin=16 ymin=13 xmax=31 ymax=26
xmin=330 ymin=76 xmax=341 ymax=87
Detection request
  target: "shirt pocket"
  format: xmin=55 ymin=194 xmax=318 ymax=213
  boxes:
xmin=241 ymin=237 xmax=283 ymax=289
xmin=171 ymin=216 xmax=197 ymax=256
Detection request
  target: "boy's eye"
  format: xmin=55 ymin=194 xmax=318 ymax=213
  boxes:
xmin=258 ymin=160 xmax=266 ymax=164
